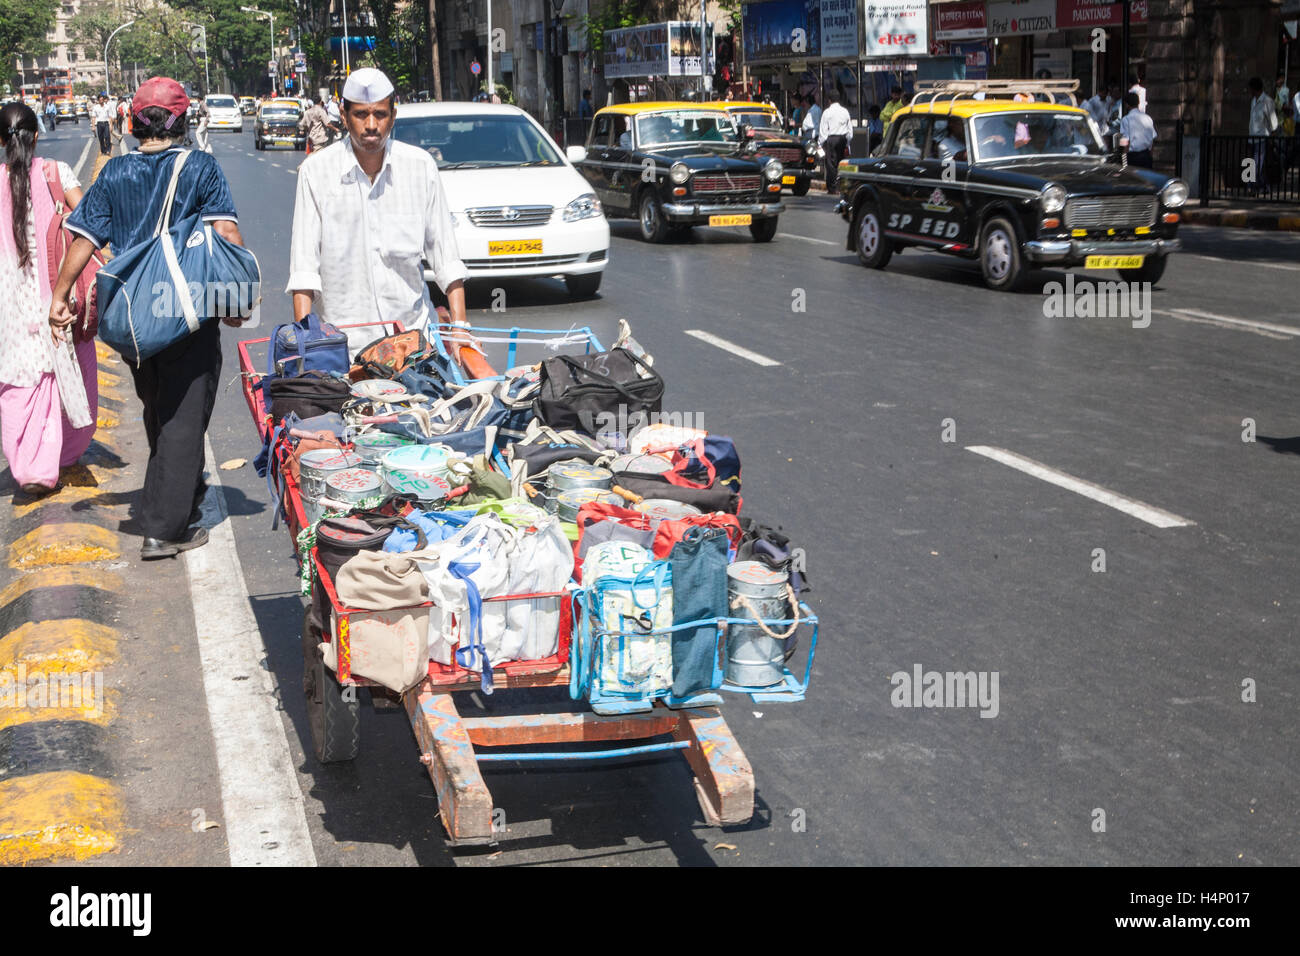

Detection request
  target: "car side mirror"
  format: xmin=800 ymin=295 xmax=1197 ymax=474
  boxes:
xmin=566 ymin=145 xmax=588 ymax=164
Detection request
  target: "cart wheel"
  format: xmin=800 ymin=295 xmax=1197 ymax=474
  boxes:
xmin=301 ymin=607 xmax=360 ymax=764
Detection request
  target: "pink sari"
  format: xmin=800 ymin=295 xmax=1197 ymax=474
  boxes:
xmin=0 ymin=159 xmax=97 ymax=489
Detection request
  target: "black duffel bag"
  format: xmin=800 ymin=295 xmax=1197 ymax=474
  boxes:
xmin=267 ymin=370 xmax=352 ymax=422
xmin=614 ymin=472 xmax=740 ymax=514
xmin=533 ymin=348 xmax=664 ymax=434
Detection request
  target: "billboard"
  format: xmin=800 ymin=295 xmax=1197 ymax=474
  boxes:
xmin=861 ymin=1 xmax=929 ymax=58
xmin=1057 ymin=0 xmax=1148 ymax=28
xmin=935 ymin=1 xmax=987 ymax=41
xmin=986 ymin=0 xmax=1057 ymax=36
xmin=742 ymin=1 xmax=822 ymax=62
xmin=604 ymin=22 xmax=714 ymax=78
xmin=820 ymin=0 xmax=860 ymax=58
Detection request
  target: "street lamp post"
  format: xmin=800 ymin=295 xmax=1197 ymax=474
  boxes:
xmin=104 ymin=20 xmax=137 ymax=95
xmin=240 ymin=6 xmax=276 ymax=95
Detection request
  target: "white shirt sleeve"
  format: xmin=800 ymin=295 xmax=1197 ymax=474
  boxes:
xmin=57 ymin=160 xmax=80 ymax=192
xmin=285 ymin=162 xmax=323 ymax=294
xmin=423 ymin=161 xmax=468 ymax=293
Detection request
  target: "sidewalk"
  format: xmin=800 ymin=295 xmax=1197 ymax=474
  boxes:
xmin=1180 ymin=204 xmax=1300 ymax=231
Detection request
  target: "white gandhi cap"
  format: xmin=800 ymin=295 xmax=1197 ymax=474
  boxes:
xmin=342 ymin=68 xmax=395 ymax=104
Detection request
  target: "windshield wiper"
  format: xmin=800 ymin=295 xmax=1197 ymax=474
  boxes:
xmin=438 ymin=161 xmax=487 ymax=169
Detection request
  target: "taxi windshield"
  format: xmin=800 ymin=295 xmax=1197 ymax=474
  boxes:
xmin=392 ymin=113 xmax=562 ymax=169
xmin=972 ymin=112 xmax=1103 ymax=160
xmin=635 ymin=110 xmax=740 ymax=147
xmin=731 ymin=110 xmax=781 ymax=130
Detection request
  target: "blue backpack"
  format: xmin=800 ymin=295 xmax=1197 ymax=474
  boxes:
xmin=268 ymin=313 xmax=350 ymax=379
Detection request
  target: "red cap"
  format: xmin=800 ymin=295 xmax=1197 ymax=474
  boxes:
xmin=132 ymin=77 xmax=189 ymax=130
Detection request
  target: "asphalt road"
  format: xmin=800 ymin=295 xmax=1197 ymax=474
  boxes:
xmin=55 ymin=124 xmax=1300 ymax=866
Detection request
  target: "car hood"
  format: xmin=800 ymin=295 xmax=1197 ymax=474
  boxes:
xmin=977 ymin=157 xmax=1169 ymax=194
xmin=439 ymin=164 xmax=593 ymax=211
xmin=641 ymin=146 xmax=765 ymax=172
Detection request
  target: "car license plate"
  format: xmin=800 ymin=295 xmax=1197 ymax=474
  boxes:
xmin=708 ymin=214 xmax=752 ymax=227
xmin=488 ymin=239 xmax=543 ymax=256
xmin=781 ymin=175 xmax=796 ymax=185
xmin=1085 ymin=255 xmax=1145 ymax=269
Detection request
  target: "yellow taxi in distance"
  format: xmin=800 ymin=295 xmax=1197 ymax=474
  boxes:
xmin=702 ymin=100 xmax=817 ymax=196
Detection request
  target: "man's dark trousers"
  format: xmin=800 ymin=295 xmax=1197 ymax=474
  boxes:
xmin=96 ymin=121 xmax=111 ymax=154
xmin=824 ymin=134 xmax=848 ymax=192
xmin=127 ymin=321 xmax=222 ymax=542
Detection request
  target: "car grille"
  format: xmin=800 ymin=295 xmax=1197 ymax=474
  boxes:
xmin=463 ymin=254 xmax=581 ymax=269
xmin=466 ymin=205 xmax=554 ymax=227
xmin=1064 ymin=196 xmax=1157 ymax=230
xmin=760 ymin=146 xmax=803 ymax=164
xmin=692 ymin=174 xmax=761 ymax=195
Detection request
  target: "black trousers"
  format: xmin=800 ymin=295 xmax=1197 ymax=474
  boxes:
xmin=127 ymin=321 xmax=222 ymax=541
xmin=824 ymin=134 xmax=849 ymax=192
xmin=1128 ymin=148 xmax=1153 ymax=169
xmin=96 ymin=121 xmax=111 ymax=154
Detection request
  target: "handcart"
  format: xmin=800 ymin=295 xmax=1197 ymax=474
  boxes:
xmin=237 ymin=319 xmax=819 ymax=844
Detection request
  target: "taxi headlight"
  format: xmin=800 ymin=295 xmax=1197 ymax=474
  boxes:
xmin=1040 ymin=184 xmax=1067 ymax=214
xmin=562 ymin=194 xmax=602 ymax=222
xmin=670 ymin=162 xmax=691 ymax=185
xmin=1160 ymin=179 xmax=1189 ymax=208
xmin=804 ymin=140 xmax=817 ymax=155
xmin=764 ymin=160 xmax=784 ymax=181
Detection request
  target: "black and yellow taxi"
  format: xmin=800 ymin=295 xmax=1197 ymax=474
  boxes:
xmin=568 ymin=102 xmax=784 ymax=242
xmin=254 ymin=97 xmax=305 ymax=150
xmin=53 ymin=99 xmax=79 ymax=124
xmin=835 ymin=80 xmax=1187 ymax=291
xmin=704 ymin=100 xmax=817 ymax=196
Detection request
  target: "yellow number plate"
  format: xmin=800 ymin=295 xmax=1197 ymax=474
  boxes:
xmin=1085 ymin=255 xmax=1145 ymax=269
xmin=488 ymin=239 xmax=543 ymax=256
xmin=781 ymin=175 xmax=796 ymax=185
xmin=708 ymin=214 xmax=752 ymax=227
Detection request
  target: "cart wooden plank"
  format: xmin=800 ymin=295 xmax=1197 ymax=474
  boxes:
xmin=466 ymin=710 xmax=681 ymax=748
xmin=406 ymin=687 xmax=495 ymax=844
xmin=674 ymin=707 xmax=755 ymax=826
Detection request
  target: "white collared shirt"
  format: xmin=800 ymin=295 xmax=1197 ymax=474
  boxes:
xmin=1249 ymin=93 xmax=1278 ymax=136
xmin=818 ymin=102 xmax=852 ymax=145
xmin=1129 ymin=83 xmax=1147 ymax=113
xmin=92 ymin=103 xmax=111 ymax=123
xmin=286 ymin=136 xmax=467 ymax=340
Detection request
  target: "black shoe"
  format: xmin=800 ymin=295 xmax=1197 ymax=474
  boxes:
xmin=141 ymin=526 xmax=209 ymax=560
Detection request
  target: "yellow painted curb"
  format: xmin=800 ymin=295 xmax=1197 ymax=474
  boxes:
xmin=8 ymin=524 xmax=120 ymax=569
xmin=0 ymin=772 xmax=123 ymax=864
xmin=11 ymin=468 xmax=112 ymax=520
xmin=0 ymin=689 xmax=117 ymax=731
xmin=1279 ymin=217 xmax=1300 ymax=231
xmin=97 ymin=368 xmax=123 ymax=389
xmin=0 ymin=566 xmax=123 ymax=607
xmin=0 ymin=620 xmax=120 ymax=678
xmin=98 ymin=387 xmax=125 ymax=404
xmin=94 ymin=342 xmax=118 ymax=364
xmin=96 ymin=410 xmax=120 ymax=430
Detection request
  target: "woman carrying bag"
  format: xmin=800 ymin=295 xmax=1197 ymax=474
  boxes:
xmin=0 ymin=102 xmax=95 ymax=497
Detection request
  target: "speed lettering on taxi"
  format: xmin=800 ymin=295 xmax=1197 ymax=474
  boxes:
xmin=886 ymin=212 xmax=960 ymax=238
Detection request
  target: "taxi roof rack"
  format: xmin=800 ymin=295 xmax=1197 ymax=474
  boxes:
xmin=911 ymin=79 xmax=1081 ymax=107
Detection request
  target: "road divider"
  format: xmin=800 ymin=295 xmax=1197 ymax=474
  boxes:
xmin=965 ymin=445 xmax=1195 ymax=529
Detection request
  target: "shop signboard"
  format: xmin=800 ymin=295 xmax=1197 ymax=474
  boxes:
xmin=950 ymin=40 xmax=989 ymax=80
xmin=987 ymin=0 xmax=1057 ymax=36
xmin=861 ymin=1 xmax=929 ymax=58
xmin=935 ymin=1 xmax=987 ymax=41
xmin=1057 ymin=0 xmax=1148 ymax=29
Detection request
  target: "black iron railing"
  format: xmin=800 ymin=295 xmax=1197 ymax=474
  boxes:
xmin=1198 ymin=119 xmax=1300 ymax=205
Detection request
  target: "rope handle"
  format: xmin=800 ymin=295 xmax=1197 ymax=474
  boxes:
xmin=729 ymin=585 xmax=800 ymax=640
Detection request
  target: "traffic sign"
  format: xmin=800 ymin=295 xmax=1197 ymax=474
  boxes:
xmin=470 ymin=60 xmax=481 ymax=75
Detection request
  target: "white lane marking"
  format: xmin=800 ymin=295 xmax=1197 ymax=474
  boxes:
xmin=1156 ymin=308 xmax=1300 ymax=339
xmin=778 ymin=232 xmax=838 ymax=246
xmin=270 ymin=162 xmax=281 ymax=168
xmin=965 ymin=445 xmax=1195 ymax=529
xmin=186 ymin=437 xmax=317 ymax=867
xmin=256 ymin=157 xmax=266 ymax=162
xmin=1187 ymin=253 xmax=1300 ymax=273
xmin=72 ymin=134 xmax=96 ymax=181
xmin=684 ymin=329 xmax=781 ymax=367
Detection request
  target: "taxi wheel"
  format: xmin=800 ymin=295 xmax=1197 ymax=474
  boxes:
xmin=980 ymin=217 xmax=1024 ymax=292
xmin=791 ymin=179 xmax=811 ymax=197
xmin=639 ymin=190 xmax=669 ymax=243
xmin=1118 ymin=255 xmax=1167 ymax=285
xmin=749 ymin=218 xmax=778 ymax=242
xmin=854 ymin=200 xmax=892 ymax=269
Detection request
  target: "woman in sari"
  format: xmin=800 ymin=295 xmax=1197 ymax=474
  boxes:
xmin=0 ymin=102 xmax=96 ymax=496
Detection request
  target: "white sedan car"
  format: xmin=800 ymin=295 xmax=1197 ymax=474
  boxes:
xmin=205 ymin=94 xmax=243 ymax=132
xmin=394 ymin=102 xmax=609 ymax=298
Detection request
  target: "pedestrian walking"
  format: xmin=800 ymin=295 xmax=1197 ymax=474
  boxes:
xmin=1248 ymin=76 xmax=1278 ymax=194
xmin=44 ymin=99 xmax=57 ymax=131
xmin=1118 ymin=92 xmax=1156 ymax=167
xmin=286 ymin=67 xmax=469 ymax=354
xmin=1084 ymin=82 xmax=1115 ymax=130
xmin=194 ymin=97 xmax=212 ymax=153
xmin=92 ymin=94 xmax=112 ymax=154
xmin=880 ymin=85 xmax=905 ymax=132
xmin=801 ymin=94 xmax=821 ymax=140
xmin=1128 ymin=72 xmax=1147 ymax=113
xmin=866 ymin=104 xmax=883 ymax=151
xmin=49 ymin=77 xmax=247 ymax=558
xmin=0 ymin=102 xmax=95 ymax=497
xmin=299 ymin=94 xmax=332 ymax=153
xmin=818 ymin=90 xmax=852 ymax=193
xmin=1276 ymin=73 xmax=1291 ymax=115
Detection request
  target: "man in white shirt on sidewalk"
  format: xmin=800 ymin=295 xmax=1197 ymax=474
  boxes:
xmin=1128 ymin=73 xmax=1147 ymax=113
xmin=818 ymin=90 xmax=852 ymax=193
xmin=1118 ymin=93 xmax=1156 ymax=167
xmin=92 ymin=94 xmax=112 ymax=154
xmin=287 ymin=67 xmax=469 ymax=352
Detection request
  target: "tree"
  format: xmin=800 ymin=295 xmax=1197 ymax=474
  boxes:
xmin=1 ymin=0 xmax=58 ymax=75
xmin=366 ymin=0 xmax=424 ymax=94
xmin=71 ymin=1 xmax=206 ymax=94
